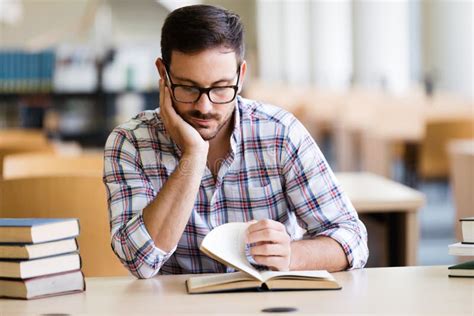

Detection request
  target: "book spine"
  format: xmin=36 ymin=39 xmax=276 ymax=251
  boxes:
xmin=0 ymin=235 xmax=80 ymax=246
xmin=0 ymin=268 xmax=84 ymax=282
xmin=0 ymin=251 xmax=80 ymax=263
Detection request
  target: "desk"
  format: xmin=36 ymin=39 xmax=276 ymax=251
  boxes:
xmin=337 ymin=172 xmax=425 ymax=266
xmin=0 ymin=266 xmax=471 ymax=315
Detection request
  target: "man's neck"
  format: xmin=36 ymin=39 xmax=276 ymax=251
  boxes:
xmin=207 ymin=112 xmax=235 ymax=177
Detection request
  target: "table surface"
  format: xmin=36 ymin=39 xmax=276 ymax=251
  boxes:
xmin=336 ymin=172 xmax=425 ymax=212
xmin=1 ymin=266 xmax=472 ymax=315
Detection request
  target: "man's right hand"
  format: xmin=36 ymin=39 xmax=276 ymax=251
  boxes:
xmin=159 ymin=79 xmax=209 ymax=157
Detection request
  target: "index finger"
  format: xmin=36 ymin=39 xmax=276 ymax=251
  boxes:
xmin=159 ymin=79 xmax=174 ymax=121
xmin=247 ymin=219 xmax=286 ymax=234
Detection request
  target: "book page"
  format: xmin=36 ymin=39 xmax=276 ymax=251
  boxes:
xmin=187 ymin=271 xmax=253 ymax=289
xmin=200 ymin=222 xmax=263 ymax=282
xmin=260 ymin=270 xmax=333 ymax=283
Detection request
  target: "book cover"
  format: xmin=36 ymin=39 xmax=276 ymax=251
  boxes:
xmin=0 ymin=252 xmax=82 ymax=279
xmin=460 ymin=217 xmax=474 ymax=244
xmin=186 ymin=222 xmax=341 ymax=294
xmin=0 ymin=238 xmax=78 ymax=260
xmin=0 ymin=218 xmax=80 ymax=244
xmin=448 ymin=260 xmax=474 ymax=278
xmin=448 ymin=242 xmax=474 ymax=256
xmin=0 ymin=269 xmax=85 ymax=299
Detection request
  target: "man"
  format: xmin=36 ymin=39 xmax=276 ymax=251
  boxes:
xmin=103 ymin=5 xmax=368 ymax=279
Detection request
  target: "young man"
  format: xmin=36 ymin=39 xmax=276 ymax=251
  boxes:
xmin=103 ymin=5 xmax=368 ymax=279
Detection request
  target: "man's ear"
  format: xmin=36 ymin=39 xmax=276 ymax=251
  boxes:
xmin=155 ymin=58 xmax=167 ymax=80
xmin=237 ymin=60 xmax=247 ymax=94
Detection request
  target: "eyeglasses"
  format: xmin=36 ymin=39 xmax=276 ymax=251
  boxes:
xmin=164 ymin=65 xmax=241 ymax=104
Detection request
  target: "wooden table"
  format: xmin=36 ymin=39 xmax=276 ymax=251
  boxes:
xmin=1 ymin=266 xmax=471 ymax=315
xmin=337 ymin=172 xmax=425 ymax=266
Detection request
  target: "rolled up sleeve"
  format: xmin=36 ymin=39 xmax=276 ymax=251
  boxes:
xmin=103 ymin=129 xmax=175 ymax=278
xmin=281 ymin=119 xmax=369 ymax=269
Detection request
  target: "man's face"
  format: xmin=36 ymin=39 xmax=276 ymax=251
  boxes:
xmin=163 ymin=48 xmax=244 ymax=141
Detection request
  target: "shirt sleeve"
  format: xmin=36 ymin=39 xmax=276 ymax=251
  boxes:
xmin=280 ymin=117 xmax=369 ymax=270
xmin=103 ymin=128 xmax=176 ymax=278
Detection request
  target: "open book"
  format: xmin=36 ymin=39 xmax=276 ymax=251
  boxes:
xmin=186 ymin=222 xmax=341 ymax=294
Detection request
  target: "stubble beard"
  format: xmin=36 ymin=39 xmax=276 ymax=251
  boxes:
xmin=194 ymin=110 xmax=234 ymax=141
xmin=179 ymin=102 xmax=235 ymax=141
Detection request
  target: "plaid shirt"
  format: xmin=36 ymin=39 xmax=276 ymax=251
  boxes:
xmin=103 ymin=96 xmax=368 ymax=278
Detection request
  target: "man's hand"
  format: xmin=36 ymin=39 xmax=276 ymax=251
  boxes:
xmin=159 ymin=79 xmax=209 ymax=156
xmin=245 ymin=219 xmax=291 ymax=271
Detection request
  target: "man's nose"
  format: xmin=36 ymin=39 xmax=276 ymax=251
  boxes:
xmin=193 ymin=92 xmax=213 ymax=114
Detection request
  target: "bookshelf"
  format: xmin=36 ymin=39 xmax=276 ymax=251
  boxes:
xmin=0 ymin=50 xmax=159 ymax=147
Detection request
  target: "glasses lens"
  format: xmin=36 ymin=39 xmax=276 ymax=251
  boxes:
xmin=173 ymin=86 xmax=200 ymax=103
xmin=209 ymin=87 xmax=236 ymax=103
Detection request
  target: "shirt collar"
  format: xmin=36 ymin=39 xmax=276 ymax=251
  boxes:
xmin=230 ymin=96 xmax=243 ymax=156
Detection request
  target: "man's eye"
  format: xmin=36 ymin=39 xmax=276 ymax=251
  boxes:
xmin=181 ymin=86 xmax=198 ymax=93
xmin=212 ymin=87 xmax=228 ymax=92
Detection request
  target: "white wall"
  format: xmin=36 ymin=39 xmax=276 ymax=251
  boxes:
xmin=310 ymin=0 xmax=352 ymax=90
xmin=352 ymin=0 xmax=412 ymax=95
xmin=0 ymin=0 xmax=169 ymax=50
xmin=257 ymin=0 xmax=352 ymax=88
xmin=425 ymin=0 xmax=473 ymax=99
xmin=281 ymin=1 xmax=312 ymax=84
xmin=256 ymin=0 xmax=285 ymax=82
xmin=109 ymin=0 xmax=168 ymax=46
xmin=0 ymin=0 xmax=90 ymax=50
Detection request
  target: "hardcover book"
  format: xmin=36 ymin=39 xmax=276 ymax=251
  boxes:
xmin=0 ymin=252 xmax=81 ymax=279
xmin=460 ymin=217 xmax=474 ymax=244
xmin=0 ymin=238 xmax=78 ymax=260
xmin=448 ymin=260 xmax=474 ymax=278
xmin=448 ymin=242 xmax=474 ymax=256
xmin=186 ymin=222 xmax=341 ymax=294
xmin=0 ymin=269 xmax=85 ymax=299
xmin=0 ymin=218 xmax=79 ymax=244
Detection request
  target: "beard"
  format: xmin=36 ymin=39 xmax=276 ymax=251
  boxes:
xmin=181 ymin=106 xmax=234 ymax=141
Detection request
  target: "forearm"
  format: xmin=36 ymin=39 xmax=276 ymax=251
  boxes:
xmin=289 ymin=237 xmax=349 ymax=272
xmin=143 ymin=153 xmax=206 ymax=252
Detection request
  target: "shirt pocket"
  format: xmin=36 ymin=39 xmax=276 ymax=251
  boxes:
xmin=221 ymin=178 xmax=286 ymax=222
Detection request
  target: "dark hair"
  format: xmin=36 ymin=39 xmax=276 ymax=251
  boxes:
xmin=161 ymin=5 xmax=244 ymax=67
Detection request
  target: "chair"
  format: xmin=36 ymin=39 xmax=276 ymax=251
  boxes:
xmin=448 ymin=139 xmax=474 ymax=242
xmin=360 ymin=96 xmax=425 ymax=178
xmin=0 ymin=129 xmax=54 ymax=177
xmin=419 ymin=119 xmax=474 ymax=179
xmin=2 ymin=152 xmax=104 ymax=179
xmin=334 ymin=89 xmax=380 ymax=172
xmin=0 ymin=175 xmax=129 ymax=277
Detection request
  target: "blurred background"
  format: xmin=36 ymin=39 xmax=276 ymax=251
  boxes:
xmin=0 ymin=0 xmax=472 ymax=269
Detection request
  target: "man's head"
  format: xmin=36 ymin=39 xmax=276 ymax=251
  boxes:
xmin=160 ymin=4 xmax=244 ymax=67
xmin=156 ymin=5 xmax=246 ymax=141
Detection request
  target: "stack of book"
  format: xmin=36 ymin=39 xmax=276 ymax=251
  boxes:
xmin=448 ymin=217 xmax=474 ymax=278
xmin=0 ymin=218 xmax=85 ymax=299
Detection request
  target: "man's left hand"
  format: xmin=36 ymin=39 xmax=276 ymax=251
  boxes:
xmin=246 ymin=219 xmax=292 ymax=271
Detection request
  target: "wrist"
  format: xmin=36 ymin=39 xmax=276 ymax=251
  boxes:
xmin=182 ymin=142 xmax=209 ymax=157
xmin=181 ymin=151 xmax=207 ymax=164
xmin=178 ymin=152 xmax=207 ymax=176
xmin=289 ymin=241 xmax=301 ymax=271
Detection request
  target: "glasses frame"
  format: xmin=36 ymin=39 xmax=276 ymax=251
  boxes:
xmin=164 ymin=64 xmax=241 ymax=104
